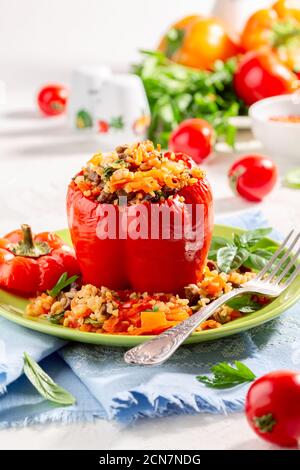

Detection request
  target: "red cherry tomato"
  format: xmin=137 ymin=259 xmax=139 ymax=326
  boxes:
xmin=37 ymin=84 xmax=68 ymax=116
xmin=169 ymin=118 xmax=214 ymax=164
xmin=228 ymin=154 xmax=278 ymax=202
xmin=234 ymin=49 xmax=298 ymax=106
xmin=245 ymin=370 xmax=300 ymax=448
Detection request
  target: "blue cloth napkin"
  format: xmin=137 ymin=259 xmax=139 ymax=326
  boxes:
xmin=1 ymin=209 xmax=300 ymax=427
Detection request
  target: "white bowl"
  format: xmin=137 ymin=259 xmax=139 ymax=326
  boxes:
xmin=249 ymin=94 xmax=300 ymax=168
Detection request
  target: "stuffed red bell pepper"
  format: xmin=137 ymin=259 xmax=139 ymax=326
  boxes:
xmin=0 ymin=224 xmax=80 ymax=296
xmin=67 ymin=140 xmax=213 ymax=294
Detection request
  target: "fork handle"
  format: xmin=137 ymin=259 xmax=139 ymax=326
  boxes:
xmin=124 ymin=287 xmax=248 ymax=366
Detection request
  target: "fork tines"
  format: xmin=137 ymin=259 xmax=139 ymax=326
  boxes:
xmin=256 ymin=230 xmax=300 ymax=286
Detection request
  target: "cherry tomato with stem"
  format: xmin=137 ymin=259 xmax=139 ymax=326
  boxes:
xmin=169 ymin=118 xmax=215 ymax=164
xmin=37 ymin=84 xmax=68 ymax=116
xmin=245 ymin=370 xmax=300 ymax=448
xmin=228 ymin=154 xmax=278 ymax=202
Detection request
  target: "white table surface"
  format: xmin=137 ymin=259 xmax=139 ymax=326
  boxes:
xmin=0 ymin=90 xmax=299 ymax=450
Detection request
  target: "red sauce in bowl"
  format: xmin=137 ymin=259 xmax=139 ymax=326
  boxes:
xmin=270 ymin=115 xmax=300 ymax=123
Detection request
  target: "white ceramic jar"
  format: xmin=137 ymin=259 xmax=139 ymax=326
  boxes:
xmin=68 ymin=66 xmax=150 ymax=145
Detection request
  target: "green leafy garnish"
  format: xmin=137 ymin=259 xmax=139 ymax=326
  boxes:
xmin=216 ymin=246 xmax=249 ymax=273
xmin=48 ymin=272 xmax=79 ymax=298
xmin=226 ymin=294 xmax=262 ymax=313
xmin=144 ymin=305 xmax=160 ymax=312
xmin=103 ymin=166 xmax=116 ymax=180
xmin=237 ymin=228 xmax=273 ymax=248
xmin=49 ymin=311 xmax=65 ymax=324
xmin=84 ymin=318 xmax=103 ymax=326
xmin=133 ymin=51 xmax=247 ymax=147
xmin=196 ymin=361 xmax=256 ymax=389
xmin=23 ymin=352 xmax=76 ymax=405
xmin=165 ymin=28 xmax=185 ymax=58
xmin=209 ymin=228 xmax=274 ymax=273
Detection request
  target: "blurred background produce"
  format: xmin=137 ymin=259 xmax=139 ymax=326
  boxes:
xmin=133 ymin=0 xmax=300 ymax=154
xmin=134 ymin=52 xmax=245 ymax=147
xmin=37 ymin=84 xmax=68 ymax=116
xmin=169 ymin=118 xmax=215 ymax=163
xmin=157 ymin=14 xmax=241 ymax=70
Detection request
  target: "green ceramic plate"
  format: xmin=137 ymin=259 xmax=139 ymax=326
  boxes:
xmin=0 ymin=225 xmax=299 ymax=347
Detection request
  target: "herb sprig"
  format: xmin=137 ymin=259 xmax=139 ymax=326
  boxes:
xmin=196 ymin=361 xmax=256 ymax=389
xmin=23 ymin=352 xmax=76 ymax=405
xmin=209 ymin=228 xmax=275 ymax=273
xmin=48 ymin=272 xmax=79 ymax=298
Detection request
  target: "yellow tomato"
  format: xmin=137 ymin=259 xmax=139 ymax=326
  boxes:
xmin=158 ymin=15 xmax=240 ymax=70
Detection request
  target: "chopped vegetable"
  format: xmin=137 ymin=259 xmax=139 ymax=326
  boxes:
xmin=26 ymin=261 xmax=259 ymax=335
xmin=140 ymin=310 xmax=168 ymax=333
xmin=23 ymin=352 xmax=75 ymax=406
xmin=196 ymin=361 xmax=256 ymax=388
xmin=48 ymin=272 xmax=79 ymax=298
xmin=133 ymin=51 xmax=246 ymax=147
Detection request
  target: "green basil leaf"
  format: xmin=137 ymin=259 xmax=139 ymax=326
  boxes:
xmin=233 ymin=233 xmax=242 ymax=247
xmin=208 ymin=236 xmax=233 ymax=260
xmin=239 ymin=228 xmax=272 ymax=248
xmin=227 ymin=294 xmax=262 ymax=313
xmin=217 ymin=247 xmax=249 ymax=273
xmin=217 ymin=246 xmax=237 ymax=273
xmin=23 ymin=352 xmax=76 ymax=406
xmin=242 ymin=250 xmax=274 ymax=271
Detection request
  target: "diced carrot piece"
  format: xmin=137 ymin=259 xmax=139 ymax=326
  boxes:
xmin=140 ymin=310 xmax=167 ymax=333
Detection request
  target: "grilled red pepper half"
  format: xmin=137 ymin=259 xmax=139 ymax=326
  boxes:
xmin=67 ymin=155 xmax=213 ymax=294
xmin=0 ymin=224 xmax=80 ymax=296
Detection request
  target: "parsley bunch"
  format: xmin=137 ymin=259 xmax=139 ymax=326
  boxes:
xmin=133 ymin=50 xmax=247 ymax=148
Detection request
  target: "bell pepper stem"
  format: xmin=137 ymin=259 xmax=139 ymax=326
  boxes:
xmin=21 ymin=224 xmax=35 ymax=250
xmin=9 ymin=224 xmax=51 ymax=258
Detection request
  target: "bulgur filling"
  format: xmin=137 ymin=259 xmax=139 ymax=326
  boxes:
xmin=73 ymin=140 xmax=204 ymax=205
xmin=25 ymin=264 xmax=267 ymax=335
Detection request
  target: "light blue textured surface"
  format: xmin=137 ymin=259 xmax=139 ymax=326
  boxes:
xmin=0 ymin=210 xmax=299 ymax=427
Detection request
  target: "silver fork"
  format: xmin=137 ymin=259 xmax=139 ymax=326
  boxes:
xmin=124 ymin=230 xmax=300 ymax=366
